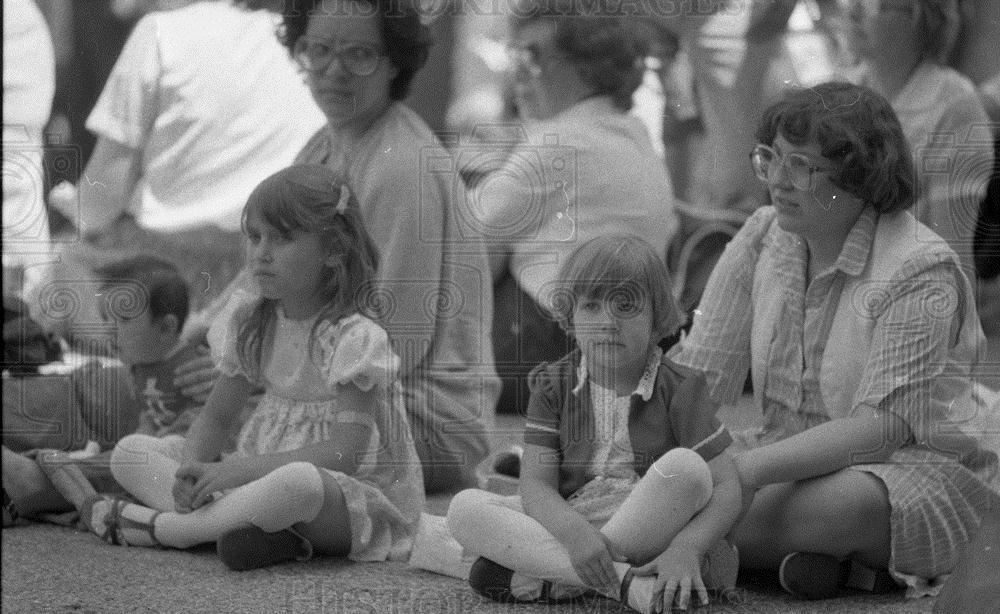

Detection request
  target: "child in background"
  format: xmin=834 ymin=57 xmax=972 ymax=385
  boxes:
xmin=3 ymin=255 xmax=201 ymax=524
xmin=97 ymin=255 xmax=205 ymax=438
xmin=447 ymin=236 xmax=741 ymax=613
xmin=82 ymin=165 xmax=424 ymax=571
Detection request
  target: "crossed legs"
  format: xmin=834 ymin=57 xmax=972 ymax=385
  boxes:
xmin=447 ymin=448 xmax=714 ymax=596
xmin=101 ymin=434 xmax=351 ymax=556
xmin=733 ymin=468 xmax=892 ymax=570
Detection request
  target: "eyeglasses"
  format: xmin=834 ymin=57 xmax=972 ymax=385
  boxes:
xmin=293 ymin=36 xmax=385 ymax=77
xmin=750 ymin=144 xmax=835 ymax=191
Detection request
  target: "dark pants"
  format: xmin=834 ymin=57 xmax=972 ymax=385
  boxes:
xmin=491 ymin=274 xmax=575 ymax=415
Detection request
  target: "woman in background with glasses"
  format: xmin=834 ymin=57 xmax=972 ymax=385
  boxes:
xmin=182 ymin=0 xmax=500 ymax=495
xmin=671 ymin=81 xmax=999 ymax=601
xmin=281 ymin=0 xmax=500 ymax=494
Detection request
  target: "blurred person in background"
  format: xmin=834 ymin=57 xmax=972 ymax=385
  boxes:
xmin=475 ymin=0 xmax=681 ymax=415
xmin=831 ymin=0 xmax=994 ymax=284
xmin=3 ymin=0 xmax=56 ymax=306
xmin=50 ymin=0 xmax=325 ymax=313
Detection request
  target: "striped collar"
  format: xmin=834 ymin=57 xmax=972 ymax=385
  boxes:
xmin=833 ymin=207 xmax=878 ymax=277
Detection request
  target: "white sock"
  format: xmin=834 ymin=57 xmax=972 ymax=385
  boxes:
xmin=622 ymin=571 xmax=657 ymax=614
xmin=509 ymin=572 xmax=545 ymax=601
xmin=155 ymin=462 xmax=325 ymax=549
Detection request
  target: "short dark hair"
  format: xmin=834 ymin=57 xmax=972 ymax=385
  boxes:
xmin=755 ymin=81 xmax=915 ymax=214
xmin=281 ymin=0 xmax=432 ymax=101
xmin=512 ymin=0 xmax=646 ymax=111
xmin=95 ymin=255 xmax=190 ymax=330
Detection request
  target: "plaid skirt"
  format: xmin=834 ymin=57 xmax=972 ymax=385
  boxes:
xmin=851 ymin=447 xmax=1000 ymax=598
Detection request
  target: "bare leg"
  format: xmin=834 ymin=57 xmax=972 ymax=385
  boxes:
xmin=2 ymin=446 xmax=71 ymax=516
xmin=733 ymin=469 xmax=892 ymax=570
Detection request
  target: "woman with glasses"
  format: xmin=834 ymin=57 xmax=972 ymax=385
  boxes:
xmin=671 ymin=82 xmax=999 ymax=601
xmin=476 ymin=0 xmax=680 ymax=416
xmin=178 ymin=0 xmax=500 ymax=495
xmin=280 ymin=0 xmax=500 ymax=494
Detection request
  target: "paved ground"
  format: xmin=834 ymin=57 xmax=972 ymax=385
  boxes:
xmin=2 ymin=399 xmax=942 ymax=614
xmin=1 ymin=520 xmax=935 ymax=614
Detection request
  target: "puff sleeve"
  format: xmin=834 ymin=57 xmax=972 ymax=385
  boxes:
xmin=206 ymin=286 xmax=263 ymax=379
xmin=316 ymin=314 xmax=399 ymax=392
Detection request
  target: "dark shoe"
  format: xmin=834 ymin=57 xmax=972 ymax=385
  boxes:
xmin=779 ymin=552 xmax=897 ymax=600
xmin=779 ymin=552 xmax=846 ymax=600
xmin=216 ymin=525 xmax=312 ymax=571
xmin=468 ymin=557 xmax=516 ymax=602
xmin=468 ymin=557 xmax=582 ymax=603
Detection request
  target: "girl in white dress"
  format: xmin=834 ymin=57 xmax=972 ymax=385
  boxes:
xmin=82 ymin=164 xmax=424 ymax=570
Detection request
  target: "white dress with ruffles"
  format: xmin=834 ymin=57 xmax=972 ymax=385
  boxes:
xmin=208 ymin=287 xmax=425 ymax=562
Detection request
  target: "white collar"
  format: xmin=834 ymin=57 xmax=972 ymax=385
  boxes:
xmin=572 ymin=346 xmax=663 ymax=401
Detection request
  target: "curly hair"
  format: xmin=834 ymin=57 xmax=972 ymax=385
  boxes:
xmin=511 ymin=0 xmax=647 ymax=111
xmin=280 ymin=0 xmax=432 ymax=101
xmin=237 ymin=164 xmax=380 ymax=378
xmin=755 ymin=82 xmax=915 ymax=214
xmin=550 ymin=235 xmax=683 ymax=339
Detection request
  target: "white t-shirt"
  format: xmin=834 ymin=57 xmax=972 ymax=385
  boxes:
xmin=2 ymin=0 xmax=55 ymax=292
xmin=477 ymin=96 xmax=680 ymax=308
xmin=86 ymin=2 xmax=326 ymax=232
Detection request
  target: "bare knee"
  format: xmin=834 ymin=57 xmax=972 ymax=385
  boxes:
xmin=649 ymin=448 xmax=713 ymax=508
xmin=820 ymin=473 xmax=890 ymax=562
xmin=744 ymin=471 xmax=891 ymax=565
